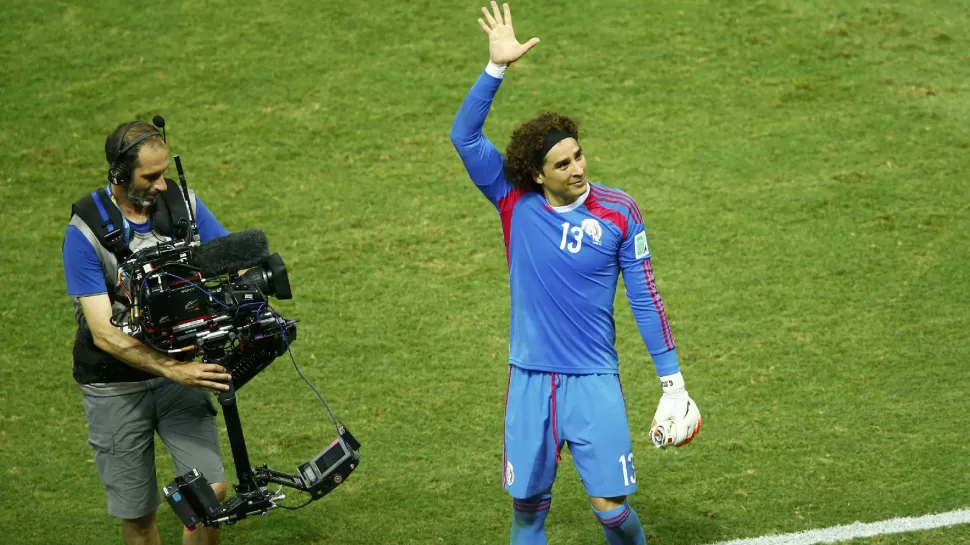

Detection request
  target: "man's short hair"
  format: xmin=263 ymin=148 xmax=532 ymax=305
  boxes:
xmin=104 ymin=121 xmax=165 ymax=171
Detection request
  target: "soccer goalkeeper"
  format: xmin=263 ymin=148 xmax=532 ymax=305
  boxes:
xmin=449 ymin=3 xmax=702 ymax=544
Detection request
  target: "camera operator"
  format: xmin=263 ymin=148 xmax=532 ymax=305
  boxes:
xmin=62 ymin=121 xmax=232 ymax=545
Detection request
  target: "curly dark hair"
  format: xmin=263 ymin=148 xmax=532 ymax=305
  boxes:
xmin=504 ymin=112 xmax=580 ymax=193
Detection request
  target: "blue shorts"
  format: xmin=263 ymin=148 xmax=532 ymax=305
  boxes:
xmin=502 ymin=365 xmax=639 ymax=499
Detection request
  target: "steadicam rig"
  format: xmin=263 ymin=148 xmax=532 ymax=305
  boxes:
xmin=112 ymin=155 xmax=359 ymax=530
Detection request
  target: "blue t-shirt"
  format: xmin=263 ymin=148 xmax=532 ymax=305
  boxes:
xmin=63 ymin=195 xmax=229 ymax=297
xmin=450 ymin=70 xmax=679 ymax=377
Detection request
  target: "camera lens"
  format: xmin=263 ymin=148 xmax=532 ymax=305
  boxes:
xmin=263 ymin=253 xmax=292 ymax=300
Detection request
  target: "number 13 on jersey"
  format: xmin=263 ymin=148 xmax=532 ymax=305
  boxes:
xmin=560 ymin=222 xmax=584 ymax=253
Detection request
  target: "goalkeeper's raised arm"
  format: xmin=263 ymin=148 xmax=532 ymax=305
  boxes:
xmin=449 ymin=1 xmax=539 ymax=206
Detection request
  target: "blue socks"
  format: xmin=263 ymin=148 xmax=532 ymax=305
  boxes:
xmin=592 ymin=501 xmax=646 ymax=545
xmin=510 ymin=493 xmax=552 ymax=545
xmin=510 ymin=495 xmax=646 ymax=545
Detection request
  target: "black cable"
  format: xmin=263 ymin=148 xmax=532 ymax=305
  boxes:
xmin=109 ymin=307 xmax=130 ymax=327
xmin=265 ymin=305 xmax=345 ymax=440
xmin=275 ymin=497 xmax=315 ymax=511
xmin=150 ymin=230 xmax=172 ymax=245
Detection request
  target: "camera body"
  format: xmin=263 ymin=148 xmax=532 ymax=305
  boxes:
xmin=118 ymin=237 xmax=296 ymax=388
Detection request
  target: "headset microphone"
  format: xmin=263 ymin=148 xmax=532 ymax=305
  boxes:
xmin=152 ymin=115 xmax=167 ymax=143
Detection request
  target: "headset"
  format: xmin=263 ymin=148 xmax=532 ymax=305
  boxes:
xmin=107 ymin=120 xmax=164 ymax=186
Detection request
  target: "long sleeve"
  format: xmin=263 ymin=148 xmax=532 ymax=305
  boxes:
xmin=450 ymin=69 xmax=515 ymax=206
xmin=617 ymin=208 xmax=680 ymax=377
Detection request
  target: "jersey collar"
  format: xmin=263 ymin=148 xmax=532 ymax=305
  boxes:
xmin=549 ymin=183 xmax=590 ymax=213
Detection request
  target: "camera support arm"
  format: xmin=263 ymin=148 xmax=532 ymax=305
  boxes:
xmin=164 ymin=371 xmax=361 ymax=530
xmin=217 ymin=383 xmax=260 ymax=494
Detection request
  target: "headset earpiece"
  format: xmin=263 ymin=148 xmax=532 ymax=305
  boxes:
xmin=106 ymin=122 xmax=162 ymax=186
xmin=107 ymin=162 xmax=131 ymax=186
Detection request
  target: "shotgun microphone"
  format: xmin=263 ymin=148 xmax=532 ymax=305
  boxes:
xmin=193 ymin=229 xmax=271 ymax=277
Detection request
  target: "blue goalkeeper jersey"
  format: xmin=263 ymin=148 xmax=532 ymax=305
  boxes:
xmin=450 ymin=69 xmax=680 ymax=377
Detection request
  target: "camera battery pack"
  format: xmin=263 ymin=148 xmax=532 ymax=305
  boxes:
xmin=163 ymin=482 xmax=201 ymax=529
xmin=164 ymin=469 xmax=224 ymax=528
xmin=181 ymin=469 xmax=225 ymax=519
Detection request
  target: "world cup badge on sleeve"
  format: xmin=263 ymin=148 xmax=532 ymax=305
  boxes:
xmin=635 ymin=231 xmax=649 ymax=258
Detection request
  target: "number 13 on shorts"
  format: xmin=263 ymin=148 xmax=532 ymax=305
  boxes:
xmin=619 ymin=452 xmax=637 ymax=487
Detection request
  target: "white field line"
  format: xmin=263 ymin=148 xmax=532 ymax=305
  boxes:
xmin=705 ymin=509 xmax=970 ymax=545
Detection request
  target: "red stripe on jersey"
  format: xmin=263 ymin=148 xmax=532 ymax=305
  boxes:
xmin=498 ymin=187 xmax=529 ymax=268
xmin=596 ymin=187 xmax=643 ymax=223
xmin=642 ymin=259 xmax=674 ymax=350
xmin=592 ymin=195 xmax=643 ymax=233
xmin=586 ymin=192 xmax=629 ymax=239
xmin=592 ymin=185 xmax=643 ymax=223
xmin=591 ymin=185 xmax=643 ymax=224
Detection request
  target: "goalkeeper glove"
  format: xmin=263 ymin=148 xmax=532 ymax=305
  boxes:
xmin=650 ymin=371 xmax=702 ymax=448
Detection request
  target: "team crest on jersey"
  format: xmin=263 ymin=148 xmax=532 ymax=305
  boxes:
xmin=581 ymin=219 xmax=603 ymax=245
xmin=505 ymin=461 xmax=515 ymax=486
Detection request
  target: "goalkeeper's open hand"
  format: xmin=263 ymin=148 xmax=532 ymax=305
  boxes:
xmin=477 ymin=2 xmax=540 ymax=65
xmin=651 ymin=372 xmax=702 ymax=448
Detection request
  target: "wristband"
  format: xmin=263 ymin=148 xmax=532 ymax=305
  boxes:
xmin=659 ymin=371 xmax=685 ymax=394
xmin=485 ymin=61 xmax=508 ymax=79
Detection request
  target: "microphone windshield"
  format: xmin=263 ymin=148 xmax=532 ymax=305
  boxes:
xmin=194 ymin=229 xmax=270 ymax=277
xmin=152 ymin=115 xmax=166 ymax=128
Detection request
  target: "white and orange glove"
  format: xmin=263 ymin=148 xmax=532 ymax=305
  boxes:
xmin=650 ymin=372 xmax=702 ymax=448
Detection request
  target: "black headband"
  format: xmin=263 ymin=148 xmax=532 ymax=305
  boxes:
xmin=533 ymin=131 xmax=578 ymax=170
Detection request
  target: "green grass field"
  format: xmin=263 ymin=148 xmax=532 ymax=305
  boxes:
xmin=1 ymin=1 xmax=968 ymax=544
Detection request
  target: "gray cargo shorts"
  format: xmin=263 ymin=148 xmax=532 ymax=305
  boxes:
xmin=82 ymin=379 xmax=226 ymax=520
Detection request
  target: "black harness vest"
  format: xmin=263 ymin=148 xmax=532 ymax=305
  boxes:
xmin=68 ymin=179 xmax=191 ymax=384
